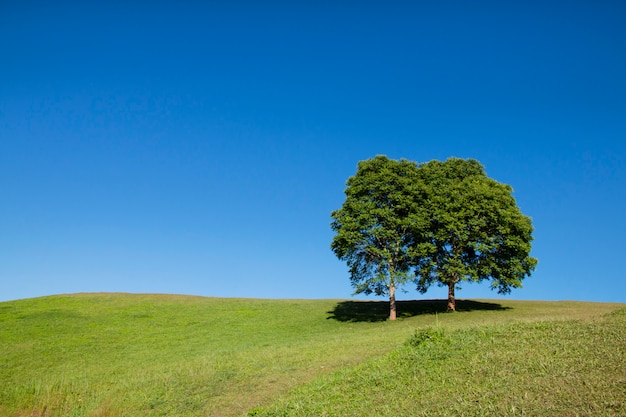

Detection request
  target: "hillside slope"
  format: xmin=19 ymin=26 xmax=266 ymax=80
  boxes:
xmin=1 ymin=293 xmax=623 ymax=416
xmin=252 ymin=309 xmax=626 ymax=416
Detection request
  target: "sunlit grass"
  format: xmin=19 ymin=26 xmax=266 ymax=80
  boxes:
xmin=0 ymin=293 xmax=623 ymax=416
xmin=252 ymin=309 xmax=626 ymax=417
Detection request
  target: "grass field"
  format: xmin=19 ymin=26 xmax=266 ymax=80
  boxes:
xmin=0 ymin=293 xmax=624 ymax=416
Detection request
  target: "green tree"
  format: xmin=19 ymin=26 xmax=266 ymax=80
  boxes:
xmin=414 ymin=158 xmax=538 ymax=311
xmin=331 ymin=156 xmax=426 ymax=320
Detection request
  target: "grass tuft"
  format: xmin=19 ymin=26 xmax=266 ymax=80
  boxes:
xmin=405 ymin=326 xmax=450 ymax=348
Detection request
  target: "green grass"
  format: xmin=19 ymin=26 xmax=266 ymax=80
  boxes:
xmin=0 ymin=293 xmax=624 ymax=416
xmin=252 ymin=310 xmax=626 ymax=416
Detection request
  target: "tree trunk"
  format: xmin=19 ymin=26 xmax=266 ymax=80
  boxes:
xmin=389 ymin=282 xmax=397 ymax=321
xmin=447 ymin=281 xmax=456 ymax=312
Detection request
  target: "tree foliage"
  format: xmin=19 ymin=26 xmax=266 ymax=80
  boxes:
xmin=331 ymin=155 xmax=537 ymax=318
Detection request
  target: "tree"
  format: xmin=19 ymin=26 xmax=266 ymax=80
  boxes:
xmin=413 ymin=158 xmax=538 ymax=311
xmin=330 ymin=155 xmax=426 ymax=320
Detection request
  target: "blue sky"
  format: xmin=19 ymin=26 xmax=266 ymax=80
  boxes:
xmin=1 ymin=1 xmax=625 ymax=303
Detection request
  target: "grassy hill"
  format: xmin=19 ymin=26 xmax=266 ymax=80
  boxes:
xmin=0 ymin=293 xmax=624 ymax=416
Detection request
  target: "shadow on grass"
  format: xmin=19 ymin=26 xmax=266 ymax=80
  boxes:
xmin=327 ymin=299 xmax=510 ymax=322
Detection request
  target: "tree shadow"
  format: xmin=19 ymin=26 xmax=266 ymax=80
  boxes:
xmin=327 ymin=299 xmax=510 ymax=322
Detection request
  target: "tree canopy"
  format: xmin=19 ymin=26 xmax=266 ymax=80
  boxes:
xmin=331 ymin=156 xmax=537 ymax=319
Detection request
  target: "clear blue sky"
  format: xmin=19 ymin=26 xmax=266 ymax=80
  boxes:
xmin=1 ymin=1 xmax=625 ymax=303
